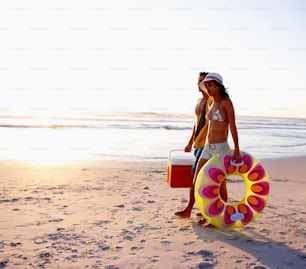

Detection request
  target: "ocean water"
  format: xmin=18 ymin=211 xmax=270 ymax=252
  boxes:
xmin=0 ymin=112 xmax=306 ymax=163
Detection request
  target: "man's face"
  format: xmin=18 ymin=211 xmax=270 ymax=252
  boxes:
xmin=198 ymin=75 xmax=206 ymax=92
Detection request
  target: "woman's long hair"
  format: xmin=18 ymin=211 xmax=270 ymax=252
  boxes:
xmin=216 ymin=81 xmax=229 ymax=99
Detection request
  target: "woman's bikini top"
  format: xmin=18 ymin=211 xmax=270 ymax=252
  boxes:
xmin=206 ymin=105 xmax=225 ymax=122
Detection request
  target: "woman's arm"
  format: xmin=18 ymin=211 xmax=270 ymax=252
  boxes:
xmin=222 ymin=99 xmax=242 ymax=162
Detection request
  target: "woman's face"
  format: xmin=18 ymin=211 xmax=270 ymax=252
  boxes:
xmin=204 ymin=81 xmax=218 ymax=96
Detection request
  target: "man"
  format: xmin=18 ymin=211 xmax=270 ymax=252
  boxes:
xmin=175 ymin=72 xmax=212 ymax=218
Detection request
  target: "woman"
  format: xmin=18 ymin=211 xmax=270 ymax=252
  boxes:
xmin=196 ymin=72 xmax=242 ymax=226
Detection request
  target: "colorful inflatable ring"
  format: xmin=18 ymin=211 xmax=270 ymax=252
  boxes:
xmin=195 ymin=150 xmax=269 ymax=229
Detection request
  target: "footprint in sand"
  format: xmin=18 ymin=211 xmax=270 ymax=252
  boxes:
xmin=0 ymin=260 xmax=9 ymax=268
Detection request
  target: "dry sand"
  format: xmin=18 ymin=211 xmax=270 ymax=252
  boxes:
xmin=0 ymin=157 xmax=305 ymax=269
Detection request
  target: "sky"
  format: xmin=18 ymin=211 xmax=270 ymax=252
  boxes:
xmin=1 ymin=0 xmax=306 ymax=118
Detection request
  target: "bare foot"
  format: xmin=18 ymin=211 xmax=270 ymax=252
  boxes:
xmin=197 ymin=218 xmax=208 ymax=226
xmin=203 ymin=223 xmax=215 ymax=228
xmin=198 ymin=219 xmax=215 ymax=228
xmin=197 ymin=218 xmax=215 ymax=228
xmin=174 ymin=210 xmax=191 ymax=218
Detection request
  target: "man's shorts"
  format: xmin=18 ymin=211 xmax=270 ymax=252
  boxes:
xmin=200 ymin=141 xmax=230 ymax=160
xmin=192 ymin=147 xmax=203 ymax=171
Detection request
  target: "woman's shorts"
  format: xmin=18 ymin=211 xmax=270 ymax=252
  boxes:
xmin=200 ymin=141 xmax=230 ymax=160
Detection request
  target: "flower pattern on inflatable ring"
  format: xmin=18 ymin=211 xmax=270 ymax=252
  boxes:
xmin=221 ymin=152 xmax=253 ymax=174
xmin=247 ymin=195 xmax=266 ymax=212
xmin=222 ymin=153 xmax=236 ymax=174
xmin=222 ymin=204 xmax=254 ymax=227
xmin=199 ymin=166 xmax=227 ymax=218
xmin=238 ymin=204 xmax=253 ymax=225
xmin=205 ymin=165 xmax=226 ymax=184
xmin=251 ymin=182 xmax=269 ymax=196
xmin=222 ymin=205 xmax=236 ymax=227
xmin=239 ymin=153 xmax=253 ymax=174
xmin=205 ymin=198 xmax=224 ymax=217
xmin=248 ymin=164 xmax=266 ymax=181
xmin=198 ymin=185 xmax=219 ymax=199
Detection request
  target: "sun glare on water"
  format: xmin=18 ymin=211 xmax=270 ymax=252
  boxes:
xmin=1 ymin=125 xmax=106 ymax=165
xmin=3 ymin=131 xmax=82 ymax=166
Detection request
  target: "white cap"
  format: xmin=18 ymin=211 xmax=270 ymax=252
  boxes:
xmin=203 ymin=72 xmax=223 ymax=85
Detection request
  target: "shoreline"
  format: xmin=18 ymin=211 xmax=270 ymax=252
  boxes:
xmin=0 ymin=156 xmax=305 ymax=268
xmin=1 ymin=153 xmax=306 ymax=164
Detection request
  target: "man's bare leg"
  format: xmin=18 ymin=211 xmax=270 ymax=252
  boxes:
xmin=174 ymin=183 xmax=195 ymax=218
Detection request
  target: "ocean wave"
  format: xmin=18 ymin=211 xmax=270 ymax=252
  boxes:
xmin=0 ymin=112 xmax=306 ymax=161
xmin=0 ymin=112 xmax=194 ymax=131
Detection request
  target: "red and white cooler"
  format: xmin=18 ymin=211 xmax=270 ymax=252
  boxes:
xmin=167 ymin=150 xmax=195 ymax=188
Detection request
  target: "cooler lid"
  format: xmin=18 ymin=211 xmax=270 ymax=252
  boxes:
xmin=169 ymin=150 xmax=195 ymax=165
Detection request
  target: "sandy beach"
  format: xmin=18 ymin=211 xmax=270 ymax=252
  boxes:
xmin=0 ymin=157 xmax=305 ymax=269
